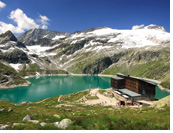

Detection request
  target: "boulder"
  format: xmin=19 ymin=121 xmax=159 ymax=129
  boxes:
xmin=64 ymin=109 xmax=72 ymax=112
xmin=27 ymin=102 xmax=32 ymax=105
xmin=0 ymin=125 xmax=9 ymax=130
xmin=22 ymin=115 xmax=32 ymax=121
xmin=26 ymin=107 xmax=31 ymax=110
xmin=21 ymin=102 xmax=28 ymax=105
xmin=22 ymin=102 xmax=32 ymax=105
xmin=58 ymin=119 xmax=73 ymax=129
xmin=0 ymin=108 xmax=5 ymax=112
xmin=28 ymin=120 xmax=39 ymax=124
xmin=40 ymin=122 xmax=47 ymax=127
xmin=8 ymin=108 xmax=13 ymax=112
xmin=53 ymin=114 xmax=61 ymax=119
xmin=53 ymin=122 xmax=59 ymax=127
xmin=13 ymin=123 xmax=25 ymax=127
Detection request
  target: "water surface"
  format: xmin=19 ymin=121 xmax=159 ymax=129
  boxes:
xmin=0 ymin=75 xmax=169 ymax=103
xmin=0 ymin=75 xmax=110 ymax=103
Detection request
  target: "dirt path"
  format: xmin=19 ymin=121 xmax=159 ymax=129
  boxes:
xmin=81 ymin=89 xmax=118 ymax=106
xmin=58 ymin=95 xmax=62 ymax=102
xmin=35 ymin=98 xmax=49 ymax=104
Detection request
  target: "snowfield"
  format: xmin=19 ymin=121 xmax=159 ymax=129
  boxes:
xmin=26 ymin=45 xmax=56 ymax=57
xmin=16 ymin=25 xmax=170 ymax=58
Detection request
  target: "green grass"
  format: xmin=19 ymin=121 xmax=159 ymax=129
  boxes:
xmin=67 ymin=53 xmax=106 ymax=74
xmin=102 ymin=57 xmax=170 ymax=89
xmin=60 ymin=90 xmax=88 ymax=102
xmin=19 ymin=63 xmax=42 ymax=76
xmin=0 ymin=90 xmax=170 ymax=130
xmin=98 ymin=89 xmax=107 ymax=95
xmin=0 ymin=63 xmax=27 ymax=86
xmin=85 ymin=94 xmax=99 ymax=100
xmin=160 ymin=80 xmax=170 ymax=89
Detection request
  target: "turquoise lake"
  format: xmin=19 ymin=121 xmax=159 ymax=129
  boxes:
xmin=0 ymin=75 xmax=170 ymax=103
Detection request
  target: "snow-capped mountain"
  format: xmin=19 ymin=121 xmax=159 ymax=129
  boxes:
xmin=17 ymin=24 xmax=170 ymax=58
xmin=0 ymin=24 xmax=170 ymax=88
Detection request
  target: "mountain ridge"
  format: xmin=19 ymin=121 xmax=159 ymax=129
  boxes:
xmin=0 ymin=24 xmax=170 ymax=89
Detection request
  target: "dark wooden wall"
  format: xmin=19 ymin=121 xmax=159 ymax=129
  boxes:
xmin=111 ymin=78 xmax=125 ymax=90
xmin=125 ymin=77 xmax=139 ymax=93
xmin=138 ymin=80 xmax=155 ymax=96
xmin=111 ymin=74 xmax=156 ymax=98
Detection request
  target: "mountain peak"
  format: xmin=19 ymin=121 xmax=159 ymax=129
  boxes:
xmin=18 ymin=28 xmax=69 ymax=45
xmin=0 ymin=30 xmax=17 ymax=42
xmin=132 ymin=24 xmax=166 ymax=32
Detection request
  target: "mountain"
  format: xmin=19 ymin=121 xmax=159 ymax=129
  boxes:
xmin=18 ymin=28 xmax=69 ymax=46
xmin=0 ymin=24 xmax=170 ymax=89
xmin=0 ymin=30 xmax=68 ymax=88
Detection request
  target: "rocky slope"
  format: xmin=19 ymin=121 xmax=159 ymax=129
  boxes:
xmin=18 ymin=28 xmax=69 ymax=46
xmin=0 ymin=24 xmax=170 ymax=88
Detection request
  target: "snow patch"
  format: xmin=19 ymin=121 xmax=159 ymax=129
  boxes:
xmin=132 ymin=24 xmax=145 ymax=30
xmin=52 ymin=35 xmax=66 ymax=40
xmin=31 ymin=59 xmax=36 ymax=64
xmin=88 ymin=28 xmax=118 ymax=36
xmin=85 ymin=47 xmax=92 ymax=52
xmin=43 ymin=35 xmax=48 ymax=38
xmin=67 ymin=54 xmax=72 ymax=58
xmin=27 ymin=45 xmax=50 ymax=56
xmin=10 ymin=41 xmax=16 ymax=44
xmin=9 ymin=63 xmax=22 ymax=71
xmin=0 ymin=47 xmax=15 ymax=53
xmin=71 ymin=40 xmax=78 ymax=44
xmin=89 ymin=40 xmax=100 ymax=46
xmin=108 ymin=38 xmax=119 ymax=43
xmin=70 ymin=33 xmax=84 ymax=39
xmin=93 ymin=45 xmax=112 ymax=51
xmin=47 ymin=53 xmax=57 ymax=56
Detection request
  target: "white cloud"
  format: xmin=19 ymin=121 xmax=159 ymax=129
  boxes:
xmin=0 ymin=8 xmax=50 ymax=34
xmin=0 ymin=21 xmax=23 ymax=33
xmin=0 ymin=1 xmax=6 ymax=9
xmin=9 ymin=8 xmax=39 ymax=30
xmin=38 ymin=15 xmax=50 ymax=29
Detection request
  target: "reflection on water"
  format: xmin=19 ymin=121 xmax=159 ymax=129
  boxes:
xmin=0 ymin=75 xmax=110 ymax=103
xmin=0 ymin=75 xmax=170 ymax=103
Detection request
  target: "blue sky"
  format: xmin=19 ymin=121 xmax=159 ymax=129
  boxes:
xmin=0 ymin=0 xmax=170 ymax=35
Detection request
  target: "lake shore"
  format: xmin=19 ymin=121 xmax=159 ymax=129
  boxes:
xmin=0 ymin=73 xmax=170 ymax=93
xmin=0 ymin=80 xmax=31 ymax=89
xmin=24 ymin=73 xmax=114 ymax=79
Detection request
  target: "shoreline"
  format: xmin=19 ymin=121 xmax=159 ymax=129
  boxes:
xmin=24 ymin=73 xmax=115 ymax=79
xmin=0 ymin=80 xmax=31 ymax=89
xmin=0 ymin=73 xmax=170 ymax=93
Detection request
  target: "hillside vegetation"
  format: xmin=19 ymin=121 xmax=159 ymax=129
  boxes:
xmin=0 ymin=90 xmax=170 ymax=130
xmin=0 ymin=63 xmax=27 ymax=87
xmin=102 ymin=48 xmax=170 ymax=89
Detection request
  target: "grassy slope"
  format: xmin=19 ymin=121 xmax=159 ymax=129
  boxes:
xmin=102 ymin=48 xmax=170 ymax=89
xmin=67 ymin=52 xmax=106 ymax=74
xmin=0 ymin=90 xmax=170 ymax=130
xmin=0 ymin=63 xmax=26 ymax=86
xmin=65 ymin=47 xmax=170 ymax=89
